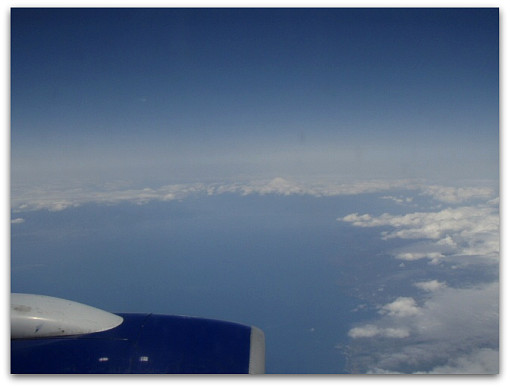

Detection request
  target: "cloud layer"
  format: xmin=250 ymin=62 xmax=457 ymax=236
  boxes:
xmin=341 ymin=203 xmax=499 ymax=265
xmin=340 ymin=188 xmax=499 ymax=374
xmin=347 ymin=283 xmax=498 ymax=374
xmin=11 ymin=177 xmax=497 ymax=213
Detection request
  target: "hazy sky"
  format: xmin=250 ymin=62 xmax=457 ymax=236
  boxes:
xmin=11 ymin=8 xmax=499 ymax=191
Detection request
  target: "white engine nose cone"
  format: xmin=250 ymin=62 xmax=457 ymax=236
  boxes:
xmin=11 ymin=293 xmax=124 ymax=339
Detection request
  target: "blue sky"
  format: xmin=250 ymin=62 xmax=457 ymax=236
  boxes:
xmin=11 ymin=8 xmax=498 ymax=188
xmin=10 ymin=7 xmax=500 ymax=374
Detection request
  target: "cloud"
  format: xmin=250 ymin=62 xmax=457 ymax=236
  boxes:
xmin=348 ymin=324 xmax=380 ymax=338
xmin=12 ymin=177 xmax=417 ymax=212
xmin=11 ymin=218 xmax=25 ymax=224
xmin=211 ymin=178 xmax=420 ymax=198
xmin=395 ymin=252 xmax=444 ymax=262
xmin=245 ymin=177 xmax=306 ymax=196
xmin=420 ymin=348 xmax=498 ymax=374
xmin=11 ymin=176 xmax=497 ymax=214
xmin=379 ymin=297 xmax=421 ymax=318
xmin=341 ymin=183 xmax=498 ymax=374
xmin=11 ymin=183 xmax=209 ymax=212
xmin=340 ymin=203 xmax=499 ymax=264
xmin=341 ymin=206 xmax=498 ymax=240
xmin=381 ymin=195 xmax=414 ymax=205
xmin=348 ymin=324 xmax=410 ymax=339
xmin=414 ymin=280 xmax=446 ymax=292
xmin=213 ymin=178 xmax=306 ymax=196
xmin=346 ymin=282 xmax=499 ymax=374
xmin=419 ymin=185 xmax=495 ymax=204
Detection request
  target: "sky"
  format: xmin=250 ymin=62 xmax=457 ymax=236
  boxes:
xmin=11 ymin=8 xmax=499 ymax=188
xmin=9 ymin=6 xmax=500 ymax=375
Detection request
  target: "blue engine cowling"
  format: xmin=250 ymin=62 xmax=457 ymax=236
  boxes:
xmin=11 ymin=294 xmax=265 ymax=374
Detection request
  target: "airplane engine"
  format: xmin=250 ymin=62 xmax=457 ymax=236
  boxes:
xmin=11 ymin=293 xmax=265 ymax=374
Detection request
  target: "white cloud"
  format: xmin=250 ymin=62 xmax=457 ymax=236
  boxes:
xmin=249 ymin=177 xmax=306 ymax=196
xmin=346 ymin=282 xmax=499 ymax=374
xmin=348 ymin=324 xmax=380 ymax=338
xmin=11 ymin=177 xmax=498 ymax=215
xmin=420 ymin=185 xmax=495 ymax=204
xmin=381 ymin=195 xmax=414 ymax=205
xmin=379 ymin=297 xmax=421 ymax=318
xmin=11 ymin=218 xmax=25 ymax=224
xmin=383 ymin=327 xmax=412 ymax=339
xmin=437 ymin=235 xmax=456 ymax=247
xmin=12 ymin=177 xmax=416 ymax=212
xmin=341 ymin=183 xmax=499 ymax=373
xmin=421 ymin=348 xmax=499 ymax=374
xmin=11 ymin=183 xmax=209 ymax=212
xmin=211 ymin=178 xmax=419 ymax=198
xmin=341 ymin=203 xmax=499 ymax=264
xmin=341 ymin=206 xmax=498 ymax=240
xmin=418 ymin=283 xmax=499 ymax=340
xmin=395 ymin=252 xmax=444 ymax=262
xmin=348 ymin=324 xmax=410 ymax=339
xmin=414 ymin=280 xmax=446 ymax=292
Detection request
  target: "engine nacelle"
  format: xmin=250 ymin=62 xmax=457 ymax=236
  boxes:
xmin=11 ymin=294 xmax=265 ymax=374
